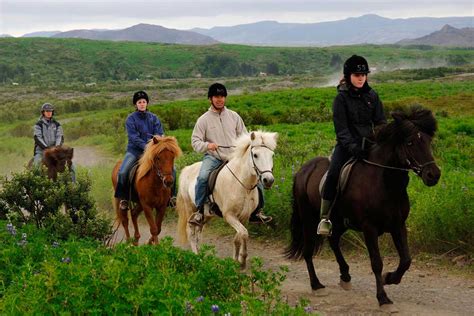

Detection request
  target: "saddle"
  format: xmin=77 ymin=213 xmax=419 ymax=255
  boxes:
xmin=319 ymin=158 xmax=357 ymax=199
xmin=204 ymin=161 xmax=229 ymax=217
xmin=124 ymin=163 xmax=140 ymax=203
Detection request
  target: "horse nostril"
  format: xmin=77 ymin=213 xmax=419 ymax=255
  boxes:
xmin=263 ymin=178 xmax=268 ymax=183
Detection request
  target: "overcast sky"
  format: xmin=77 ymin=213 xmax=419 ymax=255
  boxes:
xmin=1 ymin=0 xmax=472 ymax=36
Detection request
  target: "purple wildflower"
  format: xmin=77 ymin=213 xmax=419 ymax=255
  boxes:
xmin=304 ymin=305 xmax=313 ymax=313
xmin=52 ymin=241 xmax=60 ymax=248
xmin=6 ymin=223 xmax=16 ymax=236
xmin=61 ymin=257 xmax=71 ymax=264
xmin=211 ymin=304 xmax=219 ymax=313
xmin=195 ymin=295 xmax=204 ymax=303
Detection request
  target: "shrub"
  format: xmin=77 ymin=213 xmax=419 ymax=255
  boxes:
xmin=0 ymin=168 xmax=112 ymax=241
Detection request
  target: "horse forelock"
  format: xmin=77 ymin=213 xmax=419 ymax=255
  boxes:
xmin=376 ymin=106 xmax=437 ymax=145
xmin=137 ymin=136 xmax=182 ymax=180
xmin=230 ymin=131 xmax=277 ymax=160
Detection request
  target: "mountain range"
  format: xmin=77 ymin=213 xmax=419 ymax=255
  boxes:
xmin=397 ymin=25 xmax=473 ymax=47
xmin=9 ymin=14 xmax=474 ymax=46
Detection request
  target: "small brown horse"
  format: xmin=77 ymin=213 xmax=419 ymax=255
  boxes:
xmin=286 ymin=107 xmax=441 ymax=308
xmin=112 ymin=136 xmax=182 ymax=245
xmin=28 ymin=146 xmax=74 ymax=181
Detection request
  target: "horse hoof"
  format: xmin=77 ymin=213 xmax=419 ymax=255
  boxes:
xmin=312 ymin=288 xmax=329 ymax=297
xmin=339 ymin=280 xmax=352 ymax=291
xmin=380 ymin=304 xmax=399 ymax=313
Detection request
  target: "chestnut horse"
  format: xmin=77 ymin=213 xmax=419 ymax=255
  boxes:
xmin=285 ymin=107 xmax=441 ymax=308
xmin=28 ymin=145 xmax=74 ymax=181
xmin=112 ymin=136 xmax=182 ymax=245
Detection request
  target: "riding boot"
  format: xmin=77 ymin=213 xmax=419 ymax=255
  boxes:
xmin=317 ymin=199 xmax=333 ymax=236
xmin=249 ymin=209 xmax=273 ymax=224
xmin=189 ymin=205 xmax=205 ymax=227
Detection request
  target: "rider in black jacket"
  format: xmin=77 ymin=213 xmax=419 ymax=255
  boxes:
xmin=317 ymin=55 xmax=387 ymax=236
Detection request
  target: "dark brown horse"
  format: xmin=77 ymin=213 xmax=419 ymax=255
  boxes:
xmin=112 ymin=136 xmax=182 ymax=245
xmin=285 ymin=107 xmax=441 ymax=308
xmin=28 ymin=146 xmax=74 ymax=181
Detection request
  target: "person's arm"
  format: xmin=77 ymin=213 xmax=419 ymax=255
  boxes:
xmin=152 ymin=115 xmax=164 ymax=136
xmin=372 ymin=92 xmax=387 ymax=126
xmin=33 ymin=122 xmax=48 ymax=149
xmin=55 ymin=122 xmax=64 ymax=146
xmin=126 ymin=116 xmax=147 ymax=151
xmin=333 ymin=94 xmax=357 ymax=152
xmin=235 ymin=113 xmax=248 ymax=136
xmin=191 ymin=117 xmax=209 ymax=153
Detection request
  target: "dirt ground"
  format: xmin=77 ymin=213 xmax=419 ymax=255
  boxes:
xmin=79 ymin=146 xmax=473 ymax=315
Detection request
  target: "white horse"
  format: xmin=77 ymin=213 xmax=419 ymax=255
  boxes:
xmin=176 ymin=131 xmax=278 ymax=268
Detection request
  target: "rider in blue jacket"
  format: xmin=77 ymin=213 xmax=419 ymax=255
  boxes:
xmin=115 ymin=91 xmax=164 ymax=211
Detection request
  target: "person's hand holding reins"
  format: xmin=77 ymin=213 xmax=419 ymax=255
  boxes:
xmin=207 ymin=143 xmax=218 ymax=151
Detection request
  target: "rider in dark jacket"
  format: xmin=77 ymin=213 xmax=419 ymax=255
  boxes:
xmin=317 ymin=55 xmax=386 ymax=236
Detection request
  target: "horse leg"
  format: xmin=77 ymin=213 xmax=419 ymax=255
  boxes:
xmin=150 ymin=206 xmax=166 ymax=245
xmin=225 ymin=214 xmax=248 ymax=269
xmin=120 ymin=209 xmax=131 ymax=241
xmin=384 ymin=223 xmax=411 ymax=285
xmin=187 ymin=222 xmax=202 ymax=254
xmin=131 ymin=205 xmax=142 ymax=245
xmin=142 ymin=205 xmax=159 ymax=245
xmin=328 ymin=227 xmax=351 ymax=290
xmin=363 ymin=227 xmax=393 ymax=306
xmin=303 ymin=232 xmax=325 ymax=291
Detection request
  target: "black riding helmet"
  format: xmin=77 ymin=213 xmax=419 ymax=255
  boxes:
xmin=343 ymin=55 xmax=371 ymax=76
xmin=133 ymin=90 xmax=149 ymax=105
xmin=208 ymin=83 xmax=227 ymax=98
xmin=41 ymin=103 xmax=55 ymax=115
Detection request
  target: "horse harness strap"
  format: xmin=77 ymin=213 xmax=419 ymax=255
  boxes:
xmin=362 ymin=158 xmax=436 ymax=176
xmin=250 ymin=145 xmax=274 ymax=179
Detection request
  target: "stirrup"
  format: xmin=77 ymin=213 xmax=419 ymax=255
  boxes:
xmin=249 ymin=211 xmax=273 ymax=224
xmin=119 ymin=200 xmax=129 ymax=211
xmin=317 ymin=219 xmax=332 ymax=236
xmin=188 ymin=211 xmax=204 ymax=227
xmin=168 ymin=196 xmax=177 ymax=208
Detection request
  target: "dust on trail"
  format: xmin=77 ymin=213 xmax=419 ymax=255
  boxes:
xmin=113 ymin=217 xmax=473 ymax=316
xmin=73 ymin=146 xmax=115 ymax=167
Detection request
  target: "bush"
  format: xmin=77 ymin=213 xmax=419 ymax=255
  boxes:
xmin=0 ymin=168 xmax=112 ymax=241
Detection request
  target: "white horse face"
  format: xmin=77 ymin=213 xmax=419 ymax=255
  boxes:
xmin=251 ymin=146 xmax=275 ymax=189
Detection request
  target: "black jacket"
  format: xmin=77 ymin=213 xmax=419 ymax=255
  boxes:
xmin=332 ymin=83 xmax=386 ymax=154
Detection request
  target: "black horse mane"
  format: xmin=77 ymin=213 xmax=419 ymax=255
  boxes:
xmin=376 ymin=105 xmax=437 ymax=145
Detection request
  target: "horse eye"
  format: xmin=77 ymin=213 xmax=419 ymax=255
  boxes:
xmin=253 ymin=154 xmax=258 ymax=158
xmin=407 ymin=142 xmax=413 ymax=146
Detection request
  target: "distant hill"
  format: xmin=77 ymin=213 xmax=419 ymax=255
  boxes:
xmin=397 ymin=25 xmax=474 ymax=47
xmin=192 ymin=14 xmax=474 ymax=46
xmin=22 ymin=31 xmax=61 ymax=38
xmin=52 ymin=23 xmax=219 ymax=45
xmin=0 ymin=34 xmax=13 ymax=38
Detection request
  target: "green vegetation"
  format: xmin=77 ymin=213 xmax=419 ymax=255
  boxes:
xmin=0 ymin=224 xmax=309 ymax=314
xmin=1 ymin=38 xmax=473 ymax=84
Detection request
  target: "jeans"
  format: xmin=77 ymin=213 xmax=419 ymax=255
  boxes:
xmin=322 ymin=144 xmax=351 ymax=201
xmin=194 ymin=154 xmax=223 ymax=208
xmin=115 ymin=152 xmax=138 ymax=199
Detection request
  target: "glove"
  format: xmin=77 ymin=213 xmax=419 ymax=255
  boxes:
xmin=350 ymin=144 xmax=367 ymax=160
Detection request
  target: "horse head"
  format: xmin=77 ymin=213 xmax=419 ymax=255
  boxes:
xmin=249 ymin=131 xmax=278 ymax=189
xmin=376 ymin=106 xmax=441 ymax=186
xmin=137 ymin=136 xmax=182 ymax=188
xmin=43 ymin=145 xmax=74 ymax=180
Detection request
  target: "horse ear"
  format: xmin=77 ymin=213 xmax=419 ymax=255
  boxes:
xmin=272 ymin=132 xmax=279 ymax=142
xmin=391 ymin=111 xmax=405 ymax=124
xmin=250 ymin=132 xmax=255 ymax=141
xmin=153 ymin=136 xmax=160 ymax=144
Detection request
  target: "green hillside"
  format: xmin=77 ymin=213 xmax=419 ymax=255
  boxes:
xmin=1 ymin=38 xmax=473 ymax=84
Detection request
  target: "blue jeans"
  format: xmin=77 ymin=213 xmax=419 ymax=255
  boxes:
xmin=195 ymin=154 xmax=223 ymax=208
xmin=115 ymin=152 xmax=138 ymax=199
xmin=194 ymin=154 xmax=265 ymax=210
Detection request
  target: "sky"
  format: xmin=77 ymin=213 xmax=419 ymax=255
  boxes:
xmin=1 ymin=0 xmax=473 ymax=37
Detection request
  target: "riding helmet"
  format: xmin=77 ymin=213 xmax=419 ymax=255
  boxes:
xmin=207 ymin=83 xmax=227 ymax=98
xmin=133 ymin=90 xmax=149 ymax=105
xmin=343 ymin=55 xmax=371 ymax=76
xmin=41 ymin=103 xmax=55 ymax=114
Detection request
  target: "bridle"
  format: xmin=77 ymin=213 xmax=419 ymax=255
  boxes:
xmin=217 ymin=144 xmax=274 ymax=191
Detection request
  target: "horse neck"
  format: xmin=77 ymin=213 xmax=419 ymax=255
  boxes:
xmin=368 ymin=143 xmax=410 ymax=187
xmin=227 ymin=149 xmax=259 ymax=188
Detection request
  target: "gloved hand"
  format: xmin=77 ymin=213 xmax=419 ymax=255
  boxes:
xmin=350 ymin=144 xmax=367 ymax=160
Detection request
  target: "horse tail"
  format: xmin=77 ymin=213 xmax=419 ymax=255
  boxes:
xmin=176 ymin=191 xmax=191 ymax=244
xmin=285 ymin=158 xmax=325 ymax=260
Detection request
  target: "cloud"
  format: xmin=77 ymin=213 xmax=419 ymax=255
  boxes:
xmin=1 ymin=0 xmax=472 ymax=36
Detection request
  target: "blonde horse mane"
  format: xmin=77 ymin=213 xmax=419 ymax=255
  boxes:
xmin=136 ymin=136 xmax=182 ymax=181
xmin=230 ymin=130 xmax=278 ymax=160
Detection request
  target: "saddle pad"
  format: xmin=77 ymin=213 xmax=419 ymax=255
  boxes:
xmin=319 ymin=158 xmax=357 ymax=196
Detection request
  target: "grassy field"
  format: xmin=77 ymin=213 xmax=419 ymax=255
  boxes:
xmin=1 ymin=70 xmax=472 ymax=255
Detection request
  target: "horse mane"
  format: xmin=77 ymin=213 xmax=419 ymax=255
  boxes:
xmin=230 ymin=130 xmax=278 ymax=160
xmin=376 ymin=105 xmax=437 ymax=145
xmin=136 ymin=136 xmax=182 ymax=181
xmin=43 ymin=145 xmax=74 ymax=167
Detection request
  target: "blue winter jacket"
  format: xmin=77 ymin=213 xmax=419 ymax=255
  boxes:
xmin=126 ymin=111 xmax=164 ymax=157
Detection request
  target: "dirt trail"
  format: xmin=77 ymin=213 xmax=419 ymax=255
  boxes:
xmin=113 ymin=217 xmax=473 ymax=316
xmin=85 ymin=146 xmax=473 ymax=315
